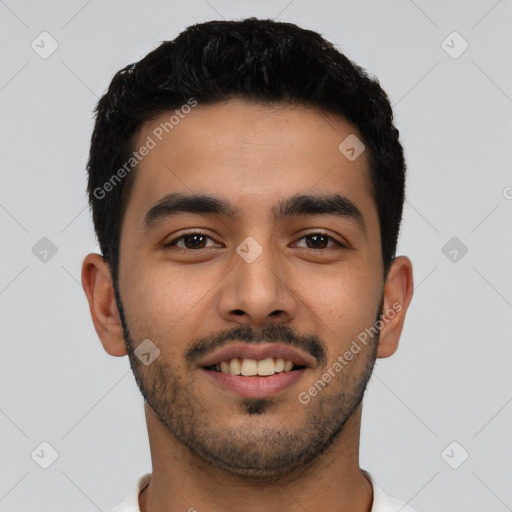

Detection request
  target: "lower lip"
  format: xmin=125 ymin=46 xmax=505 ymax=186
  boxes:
xmin=202 ymin=368 xmax=307 ymax=398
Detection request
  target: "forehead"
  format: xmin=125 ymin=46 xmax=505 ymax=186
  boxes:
xmin=123 ymin=99 xmax=376 ymax=231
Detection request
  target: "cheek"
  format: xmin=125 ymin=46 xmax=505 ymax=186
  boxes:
xmin=306 ymin=261 xmax=379 ymax=306
xmin=121 ymin=262 xmax=217 ymax=342
xmin=298 ymin=265 xmax=381 ymax=350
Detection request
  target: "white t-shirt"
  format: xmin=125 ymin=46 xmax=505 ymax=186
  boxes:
xmin=107 ymin=472 xmax=421 ymax=512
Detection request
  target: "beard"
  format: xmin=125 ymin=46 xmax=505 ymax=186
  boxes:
xmin=113 ymin=281 xmax=381 ymax=480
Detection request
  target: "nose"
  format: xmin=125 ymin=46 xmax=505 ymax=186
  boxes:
xmin=217 ymin=238 xmax=298 ymax=328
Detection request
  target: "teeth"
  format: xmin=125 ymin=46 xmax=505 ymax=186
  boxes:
xmin=241 ymin=358 xmax=258 ymax=376
xmin=257 ymin=357 xmax=275 ymax=376
xmin=274 ymin=358 xmax=285 ymax=372
xmin=214 ymin=357 xmax=297 ymax=376
xmin=229 ymin=358 xmax=241 ymax=375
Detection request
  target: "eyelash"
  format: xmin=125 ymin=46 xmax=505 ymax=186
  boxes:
xmin=163 ymin=231 xmax=346 ymax=251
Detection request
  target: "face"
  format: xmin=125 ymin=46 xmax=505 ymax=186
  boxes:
xmin=114 ymin=99 xmax=387 ymax=477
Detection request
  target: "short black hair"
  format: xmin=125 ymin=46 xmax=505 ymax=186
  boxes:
xmin=86 ymin=17 xmax=406 ymax=285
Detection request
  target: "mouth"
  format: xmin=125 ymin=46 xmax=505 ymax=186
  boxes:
xmin=204 ymin=357 xmax=306 ymax=376
xmin=197 ymin=343 xmax=313 ymax=398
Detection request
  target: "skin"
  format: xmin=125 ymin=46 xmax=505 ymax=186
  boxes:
xmin=82 ymin=99 xmax=413 ymax=512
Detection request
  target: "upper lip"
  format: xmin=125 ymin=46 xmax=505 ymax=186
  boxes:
xmin=197 ymin=343 xmax=316 ymax=369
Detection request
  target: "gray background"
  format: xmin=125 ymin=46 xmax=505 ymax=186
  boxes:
xmin=1 ymin=0 xmax=511 ymax=510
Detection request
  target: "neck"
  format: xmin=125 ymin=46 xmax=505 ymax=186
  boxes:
xmin=139 ymin=403 xmax=373 ymax=512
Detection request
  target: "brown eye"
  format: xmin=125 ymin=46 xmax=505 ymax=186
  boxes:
xmin=295 ymin=232 xmax=344 ymax=250
xmin=164 ymin=233 xmax=218 ymax=250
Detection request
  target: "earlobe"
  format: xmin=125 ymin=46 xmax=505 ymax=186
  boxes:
xmin=81 ymin=253 xmax=127 ymax=357
xmin=377 ymin=256 xmax=414 ymax=358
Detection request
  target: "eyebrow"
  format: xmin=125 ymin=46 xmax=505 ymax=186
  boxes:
xmin=143 ymin=192 xmax=366 ymax=233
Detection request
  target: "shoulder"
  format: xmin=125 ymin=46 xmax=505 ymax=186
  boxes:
xmin=366 ymin=472 xmax=423 ymax=512
xmin=105 ymin=473 xmax=152 ymax=512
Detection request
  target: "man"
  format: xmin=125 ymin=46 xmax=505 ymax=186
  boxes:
xmin=81 ymin=17 xmax=417 ymax=512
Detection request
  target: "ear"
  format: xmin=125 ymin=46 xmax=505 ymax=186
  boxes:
xmin=376 ymin=256 xmax=414 ymax=359
xmin=81 ymin=253 xmax=127 ymax=356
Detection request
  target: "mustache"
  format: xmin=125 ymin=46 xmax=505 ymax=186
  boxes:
xmin=184 ymin=324 xmax=327 ymax=367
